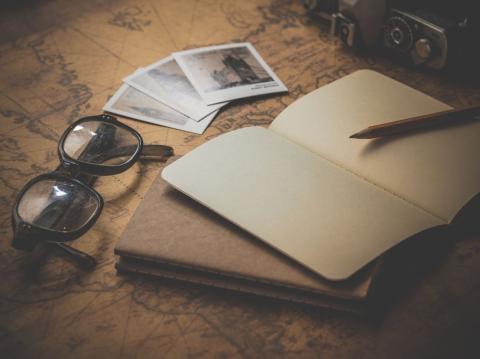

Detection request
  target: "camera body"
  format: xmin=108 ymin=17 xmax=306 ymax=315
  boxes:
xmin=303 ymin=0 xmax=477 ymax=70
xmin=330 ymin=0 xmax=386 ymax=48
xmin=383 ymin=8 xmax=459 ymax=69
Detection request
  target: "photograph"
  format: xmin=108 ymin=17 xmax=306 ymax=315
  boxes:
xmin=124 ymin=57 xmax=225 ymax=121
xmin=103 ymin=84 xmax=217 ymax=134
xmin=174 ymin=42 xmax=288 ymax=104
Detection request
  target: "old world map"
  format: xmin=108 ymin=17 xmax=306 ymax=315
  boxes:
xmin=1 ymin=0 xmax=479 ymax=358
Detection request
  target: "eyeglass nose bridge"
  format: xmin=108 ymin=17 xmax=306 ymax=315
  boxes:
xmin=57 ymin=159 xmax=82 ymax=177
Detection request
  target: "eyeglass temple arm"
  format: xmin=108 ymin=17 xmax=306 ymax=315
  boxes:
xmin=48 ymin=242 xmax=97 ymax=270
xmin=103 ymin=144 xmax=174 ymax=161
xmin=28 ymin=199 xmax=97 ymax=270
xmin=75 ymin=121 xmax=173 ymax=163
xmin=76 ymin=144 xmax=173 ymax=186
xmin=78 ymin=144 xmax=174 ymax=167
xmin=140 ymin=144 xmax=174 ymax=160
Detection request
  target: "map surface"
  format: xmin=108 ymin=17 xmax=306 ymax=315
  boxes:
xmin=1 ymin=0 xmax=479 ymax=358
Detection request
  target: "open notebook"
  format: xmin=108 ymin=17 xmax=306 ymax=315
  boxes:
xmin=162 ymin=70 xmax=480 ymax=281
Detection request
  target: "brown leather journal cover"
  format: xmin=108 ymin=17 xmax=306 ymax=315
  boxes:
xmin=115 ymin=158 xmax=381 ymax=312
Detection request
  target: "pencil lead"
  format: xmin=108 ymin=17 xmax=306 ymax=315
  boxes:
xmin=349 ymin=128 xmax=369 ymax=139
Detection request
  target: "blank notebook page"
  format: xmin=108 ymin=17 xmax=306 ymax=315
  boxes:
xmin=162 ymin=127 xmax=442 ymax=280
xmin=270 ymin=70 xmax=480 ymax=222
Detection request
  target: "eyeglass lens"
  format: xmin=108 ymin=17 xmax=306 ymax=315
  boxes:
xmin=17 ymin=179 xmax=99 ymax=233
xmin=63 ymin=120 xmax=139 ymax=166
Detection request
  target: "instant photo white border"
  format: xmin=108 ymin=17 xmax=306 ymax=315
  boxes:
xmin=103 ymin=84 xmax=217 ymax=135
xmin=173 ymin=42 xmax=288 ymax=105
xmin=123 ymin=57 xmax=225 ymax=121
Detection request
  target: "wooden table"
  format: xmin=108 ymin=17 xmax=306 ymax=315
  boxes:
xmin=1 ymin=1 xmax=479 ymax=358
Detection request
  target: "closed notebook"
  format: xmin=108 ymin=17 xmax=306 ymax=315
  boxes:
xmin=115 ymin=162 xmax=381 ymax=313
xmin=162 ymin=70 xmax=480 ymax=281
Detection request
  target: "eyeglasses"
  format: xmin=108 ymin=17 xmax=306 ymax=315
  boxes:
xmin=11 ymin=114 xmax=174 ymax=269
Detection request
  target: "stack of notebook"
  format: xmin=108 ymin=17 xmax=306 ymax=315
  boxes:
xmin=115 ymin=70 xmax=480 ymax=313
xmin=115 ymin=164 xmax=382 ymax=313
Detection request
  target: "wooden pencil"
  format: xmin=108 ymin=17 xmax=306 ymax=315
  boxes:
xmin=350 ymin=104 xmax=480 ymax=139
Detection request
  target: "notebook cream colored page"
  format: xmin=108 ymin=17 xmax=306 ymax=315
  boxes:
xmin=162 ymin=70 xmax=480 ymax=281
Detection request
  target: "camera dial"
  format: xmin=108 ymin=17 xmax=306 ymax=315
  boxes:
xmin=384 ymin=16 xmax=414 ymax=52
xmin=415 ymin=38 xmax=432 ymax=60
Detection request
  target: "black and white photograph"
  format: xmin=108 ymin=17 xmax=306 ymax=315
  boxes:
xmin=103 ymin=83 xmax=217 ymax=135
xmin=173 ymin=42 xmax=287 ymax=104
xmin=123 ymin=57 xmax=225 ymax=121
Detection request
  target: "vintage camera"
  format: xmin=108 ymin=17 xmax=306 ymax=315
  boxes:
xmin=301 ymin=0 xmax=337 ymax=17
xmin=382 ymin=6 xmax=475 ymax=70
xmin=301 ymin=0 xmax=338 ymax=23
xmin=330 ymin=0 xmax=386 ymax=48
xmin=302 ymin=0 xmax=386 ymax=48
xmin=304 ymin=0 xmax=478 ymax=70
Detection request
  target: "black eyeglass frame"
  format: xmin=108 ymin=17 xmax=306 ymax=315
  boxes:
xmin=11 ymin=114 xmax=173 ymax=265
xmin=58 ymin=114 xmax=144 ymax=176
xmin=11 ymin=172 xmax=105 ymax=250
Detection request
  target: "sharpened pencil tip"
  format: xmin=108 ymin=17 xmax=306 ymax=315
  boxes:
xmin=349 ymin=128 xmax=370 ymax=139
